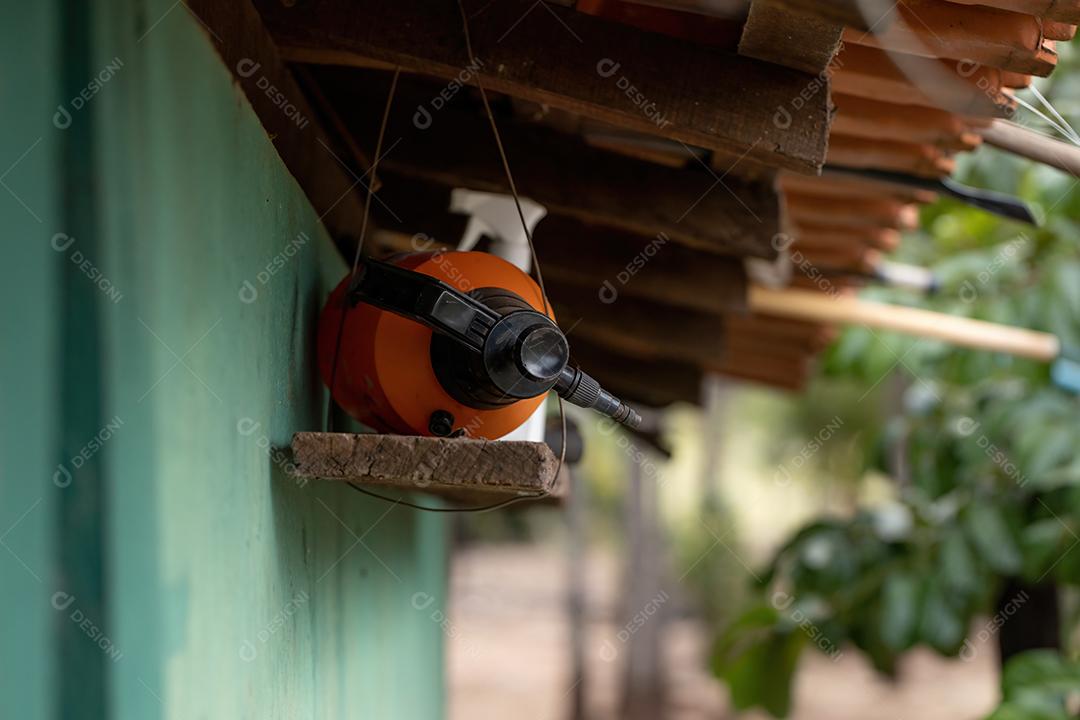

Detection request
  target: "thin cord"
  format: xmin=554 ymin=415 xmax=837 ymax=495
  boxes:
xmin=1029 ymin=85 xmax=1080 ymax=144
xmin=326 ymin=68 xmax=401 ymax=432
xmin=322 ymin=6 xmax=571 ymax=513
xmin=456 ymin=0 xmax=568 ymax=481
xmin=456 ymin=0 xmax=550 ymax=318
xmin=1014 ymin=95 xmax=1079 ymax=146
xmin=346 ymin=481 xmax=550 ymax=513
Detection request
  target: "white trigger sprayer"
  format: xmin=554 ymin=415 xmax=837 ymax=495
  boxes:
xmin=451 ymin=189 xmax=550 ymax=442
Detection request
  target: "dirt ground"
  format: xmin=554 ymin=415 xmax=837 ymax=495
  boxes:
xmin=448 ymin=544 xmax=999 ymax=720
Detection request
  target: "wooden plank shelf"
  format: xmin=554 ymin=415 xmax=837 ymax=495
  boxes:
xmin=291 ymin=432 xmax=562 ymax=506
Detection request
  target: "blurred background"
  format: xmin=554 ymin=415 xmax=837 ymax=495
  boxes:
xmin=446 ymin=41 xmax=1080 ymax=720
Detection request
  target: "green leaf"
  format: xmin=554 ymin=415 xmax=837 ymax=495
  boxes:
xmin=1051 ymin=536 xmax=1080 ymax=585
xmin=713 ymin=619 xmax=806 ymax=719
xmin=917 ymin=579 xmax=965 ymax=654
xmin=964 ymin=501 xmax=1023 ymax=575
xmin=712 ymin=604 xmax=780 ymax=667
xmin=1019 ymin=519 xmax=1066 ymax=581
xmin=879 ymin=572 xmax=920 ymax=652
xmin=940 ymin=528 xmax=981 ymax=597
xmin=1002 ymin=650 xmax=1080 ymax=698
xmin=986 ymin=702 xmax=1068 ymax=720
xmin=1020 ymin=425 xmax=1074 ymax=485
xmin=987 ymin=651 xmax=1080 ymax=720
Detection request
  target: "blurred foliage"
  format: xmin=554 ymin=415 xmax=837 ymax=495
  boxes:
xmin=714 ymin=41 xmax=1080 ymax=718
xmin=989 ymin=650 xmax=1080 ymax=719
xmin=676 ymin=500 xmax=748 ymax=630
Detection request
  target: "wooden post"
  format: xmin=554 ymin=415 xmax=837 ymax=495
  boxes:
xmin=700 ymin=375 xmax=728 ymax=512
xmin=620 ymin=450 xmax=669 ymax=719
xmin=980 ymin=120 xmax=1080 ymax=178
xmin=566 ymin=465 xmax=588 ymax=720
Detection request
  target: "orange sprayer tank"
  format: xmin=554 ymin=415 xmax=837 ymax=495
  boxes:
xmin=317 ymin=251 xmax=553 ymax=439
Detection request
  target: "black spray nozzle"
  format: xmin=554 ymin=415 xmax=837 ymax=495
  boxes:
xmin=554 ymin=365 xmax=642 ymax=429
xmin=348 ymin=258 xmax=643 ymax=427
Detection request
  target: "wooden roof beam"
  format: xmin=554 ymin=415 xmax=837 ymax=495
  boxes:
xmin=568 ymin=338 xmax=704 ymax=407
xmin=317 ymin=72 xmax=781 ymax=258
xmin=522 ymin=216 xmax=749 ymax=315
xmin=253 ymin=0 xmax=832 ymax=172
xmin=542 ymin=280 xmax=825 ymax=373
xmin=370 ymin=213 xmax=750 ymax=316
xmin=779 ymin=170 xmax=938 ymax=203
xmin=546 ymin=281 xmax=728 ymax=368
xmin=724 ymin=312 xmax=835 ymax=345
xmin=738 ymin=0 xmax=844 ymax=74
xmin=711 ymin=352 xmax=814 ymax=391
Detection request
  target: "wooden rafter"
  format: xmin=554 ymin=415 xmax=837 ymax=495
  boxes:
xmin=738 ymin=0 xmax=844 ymax=74
xmin=373 ymin=213 xmax=750 ymax=316
xmin=569 ymin=338 xmax=704 ymax=407
xmin=713 ymin=353 xmax=813 ymax=390
xmin=779 ymin=170 xmax=937 ymax=203
xmin=520 ymin=216 xmax=748 ymax=315
xmin=314 ymin=71 xmax=781 ymax=258
xmin=253 ymin=0 xmax=833 ymax=172
xmin=545 ymin=281 xmax=727 ymax=367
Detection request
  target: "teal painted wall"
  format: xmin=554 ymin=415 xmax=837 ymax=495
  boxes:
xmin=0 ymin=3 xmax=61 ymax=719
xmin=3 ymin=1 xmax=448 ymax=717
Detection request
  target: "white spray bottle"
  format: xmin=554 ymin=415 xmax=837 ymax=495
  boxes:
xmin=451 ymin=188 xmax=550 ymax=443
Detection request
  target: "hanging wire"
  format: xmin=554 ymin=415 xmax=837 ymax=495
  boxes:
xmin=326 ymin=67 xmax=402 ymax=433
xmin=1014 ymin=95 xmax=1079 ymax=146
xmin=455 ymin=0 xmax=552 ymax=318
xmin=324 ymin=3 xmax=571 ymax=512
xmin=1011 ymin=83 xmax=1080 ymax=148
xmin=452 ymin=0 xmax=568 ymax=490
xmin=1028 ymin=84 xmax=1080 ymax=145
